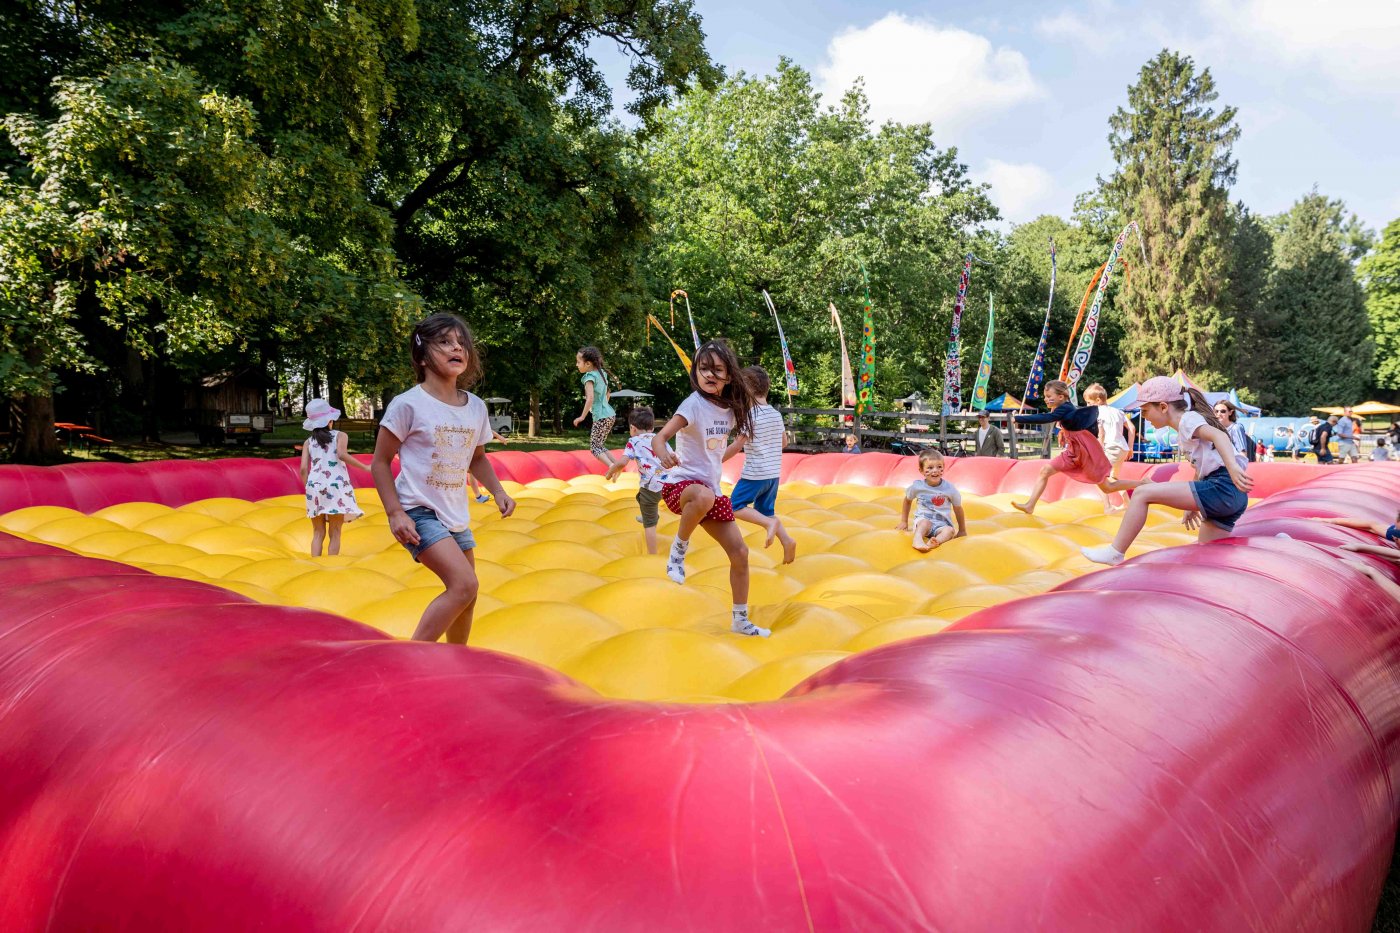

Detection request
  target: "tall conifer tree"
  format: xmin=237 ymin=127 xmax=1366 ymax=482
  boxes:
xmin=1102 ymin=50 xmax=1238 ymax=386
xmin=1359 ymin=218 xmax=1400 ymax=391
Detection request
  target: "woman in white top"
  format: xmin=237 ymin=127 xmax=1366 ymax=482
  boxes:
xmin=1084 ymin=384 xmax=1136 ymax=512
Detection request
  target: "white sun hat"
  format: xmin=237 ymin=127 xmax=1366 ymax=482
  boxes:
xmin=302 ymin=398 xmax=342 ymax=431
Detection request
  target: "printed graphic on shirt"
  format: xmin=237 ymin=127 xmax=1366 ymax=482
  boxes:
xmin=428 ymin=424 xmax=479 ymax=490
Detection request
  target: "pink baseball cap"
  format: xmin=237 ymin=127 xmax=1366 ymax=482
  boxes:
xmin=1137 ymin=376 xmax=1188 ymax=405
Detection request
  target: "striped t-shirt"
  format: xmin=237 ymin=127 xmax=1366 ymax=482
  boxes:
xmin=740 ymin=404 xmax=785 ymax=480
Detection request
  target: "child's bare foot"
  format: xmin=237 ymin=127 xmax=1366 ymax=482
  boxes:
xmin=778 ymin=528 xmax=797 ymax=564
xmin=913 ymin=535 xmax=931 ymax=552
xmin=1012 ymin=501 xmax=1034 ymax=515
xmin=926 ymin=537 xmax=942 ymax=550
xmin=764 ymin=519 xmax=779 ymax=549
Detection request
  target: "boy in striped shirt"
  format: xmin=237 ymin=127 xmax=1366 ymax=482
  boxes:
xmin=725 ymin=366 xmax=798 ymax=564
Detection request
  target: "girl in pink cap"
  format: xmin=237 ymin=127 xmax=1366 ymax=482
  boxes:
xmin=1083 ymin=376 xmax=1254 ymax=565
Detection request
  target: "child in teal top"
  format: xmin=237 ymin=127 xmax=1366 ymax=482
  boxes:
xmin=574 ymin=345 xmax=623 ymax=468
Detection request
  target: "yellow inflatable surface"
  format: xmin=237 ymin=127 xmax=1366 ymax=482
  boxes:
xmin=0 ymin=475 xmax=1193 ymax=702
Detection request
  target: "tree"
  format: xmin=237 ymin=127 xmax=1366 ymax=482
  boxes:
xmin=1102 ymin=50 xmax=1239 ymax=387
xmin=1223 ymin=203 xmax=1277 ymax=405
xmin=1360 ymin=218 xmax=1400 ymax=391
xmin=637 ymin=60 xmax=998 ymax=415
xmin=1266 ymin=192 xmax=1373 ymax=410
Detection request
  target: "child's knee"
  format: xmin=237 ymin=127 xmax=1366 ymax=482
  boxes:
xmin=445 ymin=573 xmax=479 ymax=604
xmin=686 ymin=487 xmax=716 ymax=509
xmin=1039 ymin=465 xmax=1057 ymax=478
xmin=728 ymin=540 xmax=749 ymax=564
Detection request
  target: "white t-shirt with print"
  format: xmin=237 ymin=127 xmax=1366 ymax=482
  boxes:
xmin=740 ymin=404 xmax=785 ymax=480
xmin=1177 ymin=410 xmax=1247 ymax=479
xmin=624 ymin=432 xmax=670 ymax=492
xmin=905 ymin=479 xmax=962 ymax=525
xmin=660 ymin=392 xmax=733 ymax=491
xmin=380 ymin=385 xmax=492 ymax=533
xmin=1097 ymin=405 xmax=1129 ymax=449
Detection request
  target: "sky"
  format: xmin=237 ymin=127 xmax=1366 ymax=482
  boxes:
xmin=598 ymin=0 xmax=1400 ymax=234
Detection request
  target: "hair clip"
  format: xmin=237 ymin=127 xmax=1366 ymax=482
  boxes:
xmin=413 ymin=334 xmax=422 ymax=347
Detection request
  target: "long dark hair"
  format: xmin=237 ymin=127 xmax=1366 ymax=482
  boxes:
xmin=578 ymin=345 xmax=611 ymax=387
xmin=691 ymin=340 xmax=753 ymax=437
xmin=410 ymin=313 xmax=483 ymax=388
xmin=1171 ymin=387 xmax=1226 ymax=433
xmin=311 ymin=425 xmax=333 ymax=449
xmin=1213 ymin=399 xmax=1239 ymax=423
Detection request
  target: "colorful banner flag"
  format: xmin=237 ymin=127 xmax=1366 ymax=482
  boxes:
xmin=670 ymin=289 xmax=701 ymax=350
xmin=971 ymin=293 xmax=995 ymax=410
xmin=858 ymin=267 xmax=875 ymax=416
xmin=941 ymin=254 xmax=975 ymax=415
xmin=646 ymin=313 xmax=693 ymax=375
xmin=1058 ymin=262 xmax=1106 ymax=383
xmin=762 ymin=290 xmax=799 ymax=397
xmin=830 ymin=302 xmax=857 ymax=410
xmin=1065 ymin=222 xmax=1143 ymax=395
xmin=1022 ymin=238 xmax=1056 ymax=407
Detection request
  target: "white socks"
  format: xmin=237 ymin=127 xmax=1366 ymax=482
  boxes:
xmin=666 ymin=538 xmax=689 ymax=584
xmin=731 ymin=605 xmax=770 ymax=638
xmin=1081 ymin=544 xmax=1125 ymax=565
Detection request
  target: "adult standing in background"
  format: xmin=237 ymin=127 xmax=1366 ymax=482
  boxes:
xmin=974 ymin=410 xmax=1005 ymax=457
xmin=1314 ymin=415 xmax=1338 ymax=464
xmin=1334 ymin=406 xmax=1359 ymax=463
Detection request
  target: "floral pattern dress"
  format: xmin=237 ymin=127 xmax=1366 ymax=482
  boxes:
xmin=304 ymin=431 xmax=364 ymax=520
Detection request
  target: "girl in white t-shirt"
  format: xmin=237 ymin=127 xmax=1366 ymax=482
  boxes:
xmin=1083 ymin=377 xmax=1253 ymax=565
xmin=653 ymin=341 xmax=768 ymax=637
xmin=371 ymin=313 xmax=516 ymax=644
xmin=1084 ymin=383 xmax=1136 ymax=512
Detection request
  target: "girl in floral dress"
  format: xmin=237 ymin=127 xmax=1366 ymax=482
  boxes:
xmin=300 ymin=398 xmax=372 ymax=556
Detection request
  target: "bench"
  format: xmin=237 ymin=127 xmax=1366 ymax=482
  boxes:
xmin=336 ymin=418 xmax=379 ymax=434
xmin=80 ymin=433 xmax=114 ymax=449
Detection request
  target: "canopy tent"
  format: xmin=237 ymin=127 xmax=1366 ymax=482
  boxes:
xmin=1312 ymin=401 xmax=1400 ymax=417
xmin=1107 ymin=380 xmax=1259 ymax=416
xmin=609 ymin=389 xmax=653 ymax=399
xmin=1108 ymin=383 xmax=1140 ymax=411
xmin=482 ymin=397 xmax=512 ymax=405
xmin=984 ymin=393 xmax=1024 ymax=412
xmin=1173 ymin=369 xmax=1207 ymax=393
xmin=1205 ymin=391 xmax=1261 ymax=417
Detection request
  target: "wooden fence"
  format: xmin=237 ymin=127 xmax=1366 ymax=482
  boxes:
xmin=775 ymin=406 xmax=1053 ymax=460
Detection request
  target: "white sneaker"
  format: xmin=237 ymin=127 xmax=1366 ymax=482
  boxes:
xmin=1081 ymin=544 xmax=1125 ymax=565
xmin=732 ymin=618 xmax=771 ymax=638
xmin=475 ymin=494 xmax=491 ymax=503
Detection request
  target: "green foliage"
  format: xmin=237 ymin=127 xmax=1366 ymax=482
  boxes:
xmin=1267 ymin=192 xmax=1373 ymax=409
xmin=1103 ymin=49 xmax=1239 ymax=387
xmin=1224 ymin=203 xmax=1277 ymax=405
xmin=636 ymin=60 xmax=998 ymax=413
xmin=1359 ymin=218 xmax=1400 ymax=390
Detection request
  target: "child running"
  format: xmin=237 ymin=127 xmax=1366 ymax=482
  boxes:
xmin=1083 ymin=376 xmax=1254 ymax=565
xmin=605 ymin=407 xmax=672 ymax=555
xmin=299 ymin=398 xmax=372 ymax=556
xmin=372 ymin=312 xmax=516 ymax=644
xmin=724 ymin=366 xmax=798 ymax=564
xmin=1085 ymin=383 xmax=1136 ymax=512
xmin=896 ymin=449 xmax=967 ymax=551
xmin=574 ymin=345 xmax=625 ymax=469
xmin=1012 ymin=379 xmax=1141 ymax=514
xmin=654 ymin=340 xmax=768 ymax=637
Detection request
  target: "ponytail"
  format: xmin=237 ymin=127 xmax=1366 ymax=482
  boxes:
xmin=311 ymin=426 xmax=334 ymax=449
xmin=1178 ymin=387 xmax=1225 ymax=433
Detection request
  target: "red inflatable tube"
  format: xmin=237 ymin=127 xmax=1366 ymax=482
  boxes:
xmin=1 ymin=456 xmax=1398 ymax=929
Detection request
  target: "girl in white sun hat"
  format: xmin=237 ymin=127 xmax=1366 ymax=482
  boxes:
xmin=299 ymin=398 xmax=372 ymax=556
xmin=1082 ymin=375 xmax=1254 ymax=565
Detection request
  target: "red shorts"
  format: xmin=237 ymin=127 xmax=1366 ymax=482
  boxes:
xmin=661 ymin=479 xmax=734 ymax=522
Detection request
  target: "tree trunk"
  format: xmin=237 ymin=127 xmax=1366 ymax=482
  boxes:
xmin=14 ymin=391 xmax=62 ymax=463
xmin=528 ymin=389 xmax=541 ymax=438
xmin=140 ymin=357 xmax=160 ymax=442
xmin=552 ymin=397 xmax=563 ymax=434
xmin=326 ymin=358 xmax=346 ymax=413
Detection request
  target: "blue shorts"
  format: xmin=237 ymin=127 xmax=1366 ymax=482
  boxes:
xmin=402 ymin=506 xmax=476 ymax=562
xmin=914 ymin=512 xmax=954 ymax=534
xmin=730 ymin=477 xmax=780 ymax=517
xmin=1189 ymin=467 xmax=1249 ymax=531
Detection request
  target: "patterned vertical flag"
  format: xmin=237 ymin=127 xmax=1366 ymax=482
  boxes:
xmin=1022 ymin=238 xmax=1056 ymax=407
xmin=762 ymin=290 xmax=799 ymax=397
xmin=971 ymin=294 xmax=995 ymax=410
xmin=1065 ymin=222 xmax=1141 ymax=395
xmin=671 ymin=289 xmax=701 ymax=350
xmin=830 ymin=302 xmax=858 ymax=410
xmin=941 ymin=254 xmax=975 ymax=415
xmin=858 ymin=266 xmax=875 ymax=416
xmin=646 ymin=313 xmax=693 ymax=375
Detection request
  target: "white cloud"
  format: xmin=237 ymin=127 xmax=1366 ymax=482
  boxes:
xmin=980 ymin=160 xmax=1057 ymax=222
xmin=1199 ymin=0 xmax=1400 ymax=91
xmin=816 ymin=14 xmax=1043 ymax=130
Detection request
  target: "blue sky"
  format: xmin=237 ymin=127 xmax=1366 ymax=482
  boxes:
xmin=602 ymin=0 xmax=1400 ymax=233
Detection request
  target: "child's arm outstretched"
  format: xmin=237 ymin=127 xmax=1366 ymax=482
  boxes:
xmin=1340 ymin=542 xmax=1400 ymax=561
xmin=952 ymin=503 xmax=968 ymax=538
xmin=372 ymin=428 xmax=419 ymax=547
xmin=653 ymin=414 xmax=687 ymax=469
xmin=1314 ymin=516 xmax=1392 ymax=537
xmin=605 ymin=443 xmax=636 ymax=481
xmin=468 ymin=446 xmax=516 ymax=517
xmin=723 ymin=434 xmax=748 ymax=462
xmin=337 ymin=431 xmax=372 ymax=472
xmin=491 ymin=430 xmax=509 ymax=445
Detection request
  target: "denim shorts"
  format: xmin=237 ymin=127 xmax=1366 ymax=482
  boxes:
xmin=730 ymin=477 xmax=779 ymax=517
xmin=1189 ymin=467 xmax=1249 ymax=531
xmin=914 ymin=512 xmax=954 ymax=534
xmin=402 ymin=506 xmax=476 ymax=562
